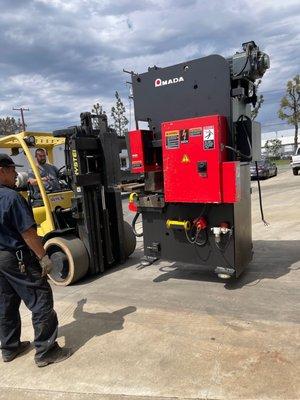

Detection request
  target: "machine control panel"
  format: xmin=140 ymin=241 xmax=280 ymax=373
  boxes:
xmin=162 ymin=115 xmax=240 ymax=203
xmin=197 ymin=161 xmax=207 ymax=177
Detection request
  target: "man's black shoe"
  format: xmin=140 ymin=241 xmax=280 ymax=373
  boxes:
xmin=35 ymin=343 xmax=72 ymax=367
xmin=2 ymin=341 xmax=31 ymax=362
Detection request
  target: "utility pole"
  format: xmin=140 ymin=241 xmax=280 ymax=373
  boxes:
xmin=13 ymin=107 xmax=29 ymax=131
xmin=126 ymin=81 xmax=133 ymax=131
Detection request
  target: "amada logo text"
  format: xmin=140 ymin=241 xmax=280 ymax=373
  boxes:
xmin=155 ymin=76 xmax=184 ymax=87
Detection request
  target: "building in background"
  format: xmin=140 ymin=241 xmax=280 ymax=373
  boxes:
xmin=261 ymin=128 xmax=296 ymax=158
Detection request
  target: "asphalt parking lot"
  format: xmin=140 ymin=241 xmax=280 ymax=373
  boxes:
xmin=0 ymin=168 xmax=299 ymax=400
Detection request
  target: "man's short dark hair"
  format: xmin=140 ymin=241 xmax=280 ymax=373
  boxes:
xmin=35 ymin=148 xmax=46 ymax=156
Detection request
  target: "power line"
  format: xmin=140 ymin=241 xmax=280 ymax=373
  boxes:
xmin=262 ymin=121 xmax=290 ymax=127
xmin=260 ymin=89 xmax=284 ymax=95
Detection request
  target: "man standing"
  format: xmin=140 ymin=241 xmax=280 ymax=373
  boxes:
xmin=28 ymin=148 xmax=61 ymax=198
xmin=0 ymin=154 xmax=72 ymax=367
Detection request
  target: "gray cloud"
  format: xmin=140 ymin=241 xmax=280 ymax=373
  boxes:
xmin=0 ymin=0 xmax=299 ymax=135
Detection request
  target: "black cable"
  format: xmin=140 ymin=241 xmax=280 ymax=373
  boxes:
xmin=213 ymin=233 xmax=235 ymax=269
xmin=232 ymin=115 xmax=268 ymax=225
xmin=194 ymin=243 xmax=211 ymax=262
xmin=184 ymin=205 xmax=207 ymax=244
xmin=226 ymin=114 xmax=252 ymax=160
xmin=240 ymin=115 xmax=252 ymax=158
xmin=225 ymin=145 xmax=252 ymax=160
xmin=238 ymin=114 xmax=252 ymax=159
xmin=185 ymin=225 xmax=197 ymax=244
xmin=233 ymin=54 xmax=250 ymax=77
xmin=255 ymin=161 xmax=269 ymax=226
xmin=185 ymin=225 xmax=208 ymax=248
xmin=215 ymin=247 xmax=235 ymax=270
xmin=132 ymin=212 xmax=143 ymax=237
xmin=195 ymin=229 xmax=208 ymax=247
xmin=215 ymin=227 xmax=234 ymax=253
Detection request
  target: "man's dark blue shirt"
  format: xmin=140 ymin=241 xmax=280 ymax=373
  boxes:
xmin=0 ymin=185 xmax=36 ymax=251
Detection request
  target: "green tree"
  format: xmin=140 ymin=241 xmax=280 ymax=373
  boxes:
xmin=91 ymin=101 xmax=106 ymax=129
xmin=111 ymin=91 xmax=128 ymax=136
xmin=264 ymin=138 xmax=282 ymax=159
xmin=278 ymin=75 xmax=300 ymax=152
xmin=92 ymin=102 xmax=106 ymax=116
xmin=0 ymin=116 xmax=22 ymax=136
xmin=251 ymin=79 xmax=264 ymax=121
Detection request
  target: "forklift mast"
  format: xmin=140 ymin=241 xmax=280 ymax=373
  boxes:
xmin=127 ymin=41 xmax=270 ymax=278
xmin=53 ymin=112 xmax=127 ymax=276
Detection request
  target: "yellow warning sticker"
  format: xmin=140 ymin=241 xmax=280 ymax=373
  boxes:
xmin=165 ymin=130 xmax=179 ymax=136
xmin=181 ymin=154 xmax=190 ymax=163
xmin=166 ymin=131 xmax=180 ymax=149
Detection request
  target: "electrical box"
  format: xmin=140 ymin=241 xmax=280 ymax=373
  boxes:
xmin=129 ymin=130 xmax=162 ymax=174
xmin=162 ymin=115 xmax=239 ymax=203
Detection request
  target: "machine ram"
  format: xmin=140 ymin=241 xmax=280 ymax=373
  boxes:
xmin=127 ymin=41 xmax=270 ymax=279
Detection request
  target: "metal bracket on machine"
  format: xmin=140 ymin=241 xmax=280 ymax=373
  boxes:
xmin=140 ymin=242 xmax=161 ymax=266
xmin=138 ymin=194 xmax=165 ymax=208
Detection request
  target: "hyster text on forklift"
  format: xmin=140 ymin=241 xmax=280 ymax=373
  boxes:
xmin=127 ymin=41 xmax=270 ymax=279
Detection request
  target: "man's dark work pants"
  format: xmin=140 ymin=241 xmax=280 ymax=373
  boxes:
xmin=0 ymin=250 xmax=58 ymax=361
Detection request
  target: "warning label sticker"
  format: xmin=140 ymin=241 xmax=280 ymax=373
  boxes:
xmin=132 ymin=161 xmax=142 ymax=169
xmin=181 ymin=154 xmax=190 ymax=163
xmin=203 ymin=126 xmax=215 ymax=150
xmin=165 ymin=130 xmax=180 ymax=149
xmin=180 ymin=129 xmax=189 ymax=143
xmin=189 ymin=127 xmax=202 ymax=137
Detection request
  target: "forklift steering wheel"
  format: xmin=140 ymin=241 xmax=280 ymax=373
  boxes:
xmin=58 ymin=165 xmax=65 ymax=173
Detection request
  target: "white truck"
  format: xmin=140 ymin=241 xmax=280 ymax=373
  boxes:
xmin=291 ymin=146 xmax=300 ymax=175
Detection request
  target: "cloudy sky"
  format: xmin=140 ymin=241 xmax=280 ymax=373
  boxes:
xmin=0 ymin=0 xmax=299 ymax=137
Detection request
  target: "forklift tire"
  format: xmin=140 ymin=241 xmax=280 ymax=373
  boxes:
xmin=293 ymin=168 xmax=298 ymax=176
xmin=44 ymin=235 xmax=89 ymax=286
xmin=123 ymin=221 xmax=137 ymax=258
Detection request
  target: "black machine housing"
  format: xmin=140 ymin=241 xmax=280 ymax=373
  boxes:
xmin=128 ymin=41 xmax=269 ymax=278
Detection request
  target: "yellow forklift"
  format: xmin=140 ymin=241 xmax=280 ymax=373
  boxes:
xmin=0 ymin=112 xmax=136 ymax=285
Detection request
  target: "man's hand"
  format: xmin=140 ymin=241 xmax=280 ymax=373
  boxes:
xmin=40 ymin=255 xmax=54 ymax=277
xmin=28 ymin=176 xmax=49 ymax=186
xmin=27 ymin=178 xmax=36 ymax=185
xmin=21 ymin=227 xmax=47 ymax=260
